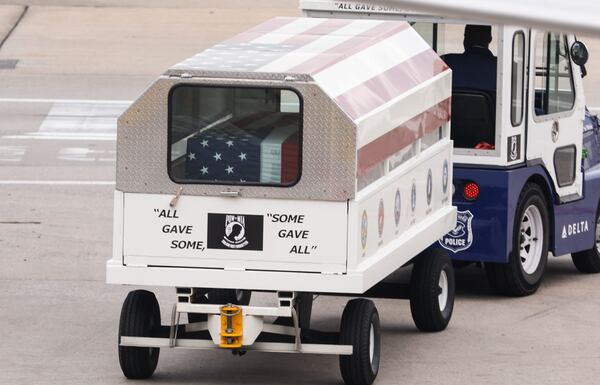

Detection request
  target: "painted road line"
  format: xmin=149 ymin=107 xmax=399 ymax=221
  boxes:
xmin=0 ymin=180 xmax=115 ymax=185
xmin=3 ymin=133 xmax=116 ymax=141
xmin=39 ymin=101 xmax=129 ymax=134
xmin=1 ymin=99 xmax=129 ymax=141
xmin=0 ymin=145 xmax=26 ymax=162
xmin=0 ymin=98 xmax=132 ymax=104
xmin=58 ymin=147 xmax=116 ymax=162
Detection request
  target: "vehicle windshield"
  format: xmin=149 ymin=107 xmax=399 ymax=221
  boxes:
xmin=168 ymin=86 xmax=302 ymax=186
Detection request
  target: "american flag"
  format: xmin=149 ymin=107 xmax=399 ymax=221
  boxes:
xmin=185 ymin=113 xmax=299 ymax=184
xmin=172 ymin=17 xmax=452 ymax=178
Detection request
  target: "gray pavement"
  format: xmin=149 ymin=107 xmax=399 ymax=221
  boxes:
xmin=0 ymin=2 xmax=600 ymax=385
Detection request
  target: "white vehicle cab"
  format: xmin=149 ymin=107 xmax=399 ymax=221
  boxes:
xmin=302 ymin=1 xmax=600 ymax=297
xmin=107 ymin=16 xmax=457 ymax=385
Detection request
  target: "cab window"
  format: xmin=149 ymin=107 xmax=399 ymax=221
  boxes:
xmin=511 ymin=32 xmax=526 ymax=126
xmin=168 ymin=85 xmax=302 ymax=186
xmin=534 ymin=33 xmax=576 ymax=116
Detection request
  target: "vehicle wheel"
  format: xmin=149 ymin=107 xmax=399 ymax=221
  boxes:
xmin=207 ymin=289 xmax=251 ymax=305
xmin=571 ymin=206 xmax=600 ymax=273
xmin=409 ymin=249 xmax=455 ymax=332
xmin=339 ymin=299 xmax=380 ymax=385
xmin=486 ymin=183 xmax=549 ymax=296
xmin=118 ymin=290 xmax=160 ymax=379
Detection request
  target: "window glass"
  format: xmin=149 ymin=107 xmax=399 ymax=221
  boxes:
xmin=534 ymin=33 xmax=575 ymax=116
xmin=169 ymin=86 xmax=301 ymax=185
xmin=436 ymin=24 xmax=498 ymax=57
xmin=511 ymin=32 xmax=526 ymax=126
xmin=411 ymin=22 xmax=435 ymax=49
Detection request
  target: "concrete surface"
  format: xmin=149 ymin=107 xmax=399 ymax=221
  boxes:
xmin=0 ymin=2 xmax=600 ymax=385
xmin=0 ymin=5 xmax=24 ymax=45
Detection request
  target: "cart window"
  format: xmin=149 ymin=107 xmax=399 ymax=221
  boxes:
xmin=168 ymin=86 xmax=301 ymax=186
xmin=534 ymin=33 xmax=576 ymax=116
xmin=511 ymin=32 xmax=526 ymax=126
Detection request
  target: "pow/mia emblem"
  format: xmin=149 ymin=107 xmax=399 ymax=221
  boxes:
xmin=222 ymin=215 xmax=248 ymax=249
xmin=442 ymin=159 xmax=449 ymax=194
xmin=207 ymin=213 xmax=263 ymax=251
xmin=426 ymin=169 xmax=433 ymax=206
xmin=378 ymin=199 xmax=384 ymax=237
xmin=361 ymin=210 xmax=368 ymax=250
xmin=394 ymin=189 xmax=401 ymax=227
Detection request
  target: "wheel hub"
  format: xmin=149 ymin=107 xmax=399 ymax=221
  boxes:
xmin=595 ymin=216 xmax=600 ymax=254
xmin=519 ymin=205 xmax=544 ymax=275
xmin=438 ymin=270 xmax=448 ymax=311
xmin=369 ymin=324 xmax=375 ymax=364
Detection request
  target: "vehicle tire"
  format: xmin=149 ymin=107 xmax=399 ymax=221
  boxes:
xmin=486 ymin=183 xmax=550 ymax=296
xmin=207 ymin=289 xmax=251 ymax=305
xmin=339 ymin=299 xmax=380 ymax=385
xmin=571 ymin=206 xmax=600 ymax=273
xmin=409 ymin=249 xmax=455 ymax=332
xmin=118 ymin=290 xmax=161 ymax=379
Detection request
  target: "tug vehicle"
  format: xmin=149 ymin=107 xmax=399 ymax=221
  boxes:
xmin=107 ymin=16 xmax=458 ymax=385
xmin=302 ymin=0 xmax=600 ymax=296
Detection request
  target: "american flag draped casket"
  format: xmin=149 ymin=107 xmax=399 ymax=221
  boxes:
xmin=184 ymin=112 xmax=299 ymax=184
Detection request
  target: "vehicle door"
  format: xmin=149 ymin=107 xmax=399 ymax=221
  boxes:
xmin=527 ymin=31 xmax=585 ymax=201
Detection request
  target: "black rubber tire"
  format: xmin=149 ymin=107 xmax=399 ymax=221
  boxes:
xmin=486 ymin=183 xmax=550 ymax=296
xmin=409 ymin=249 xmax=455 ymax=332
xmin=118 ymin=290 xmax=161 ymax=379
xmin=207 ymin=289 xmax=251 ymax=305
xmin=339 ymin=299 xmax=380 ymax=385
xmin=571 ymin=206 xmax=600 ymax=273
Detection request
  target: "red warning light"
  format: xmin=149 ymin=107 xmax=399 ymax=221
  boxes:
xmin=463 ymin=182 xmax=480 ymax=201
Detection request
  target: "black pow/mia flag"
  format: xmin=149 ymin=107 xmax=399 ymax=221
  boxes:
xmin=207 ymin=213 xmax=264 ymax=251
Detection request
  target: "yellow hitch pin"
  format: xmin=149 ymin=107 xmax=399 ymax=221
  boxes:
xmin=219 ymin=304 xmax=243 ymax=348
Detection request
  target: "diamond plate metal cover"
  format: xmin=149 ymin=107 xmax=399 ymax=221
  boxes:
xmin=116 ymin=76 xmax=357 ymax=201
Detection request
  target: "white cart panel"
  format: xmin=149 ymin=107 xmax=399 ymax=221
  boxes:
xmin=122 ymin=194 xmax=348 ymax=273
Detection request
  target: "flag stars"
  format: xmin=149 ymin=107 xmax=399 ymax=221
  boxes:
xmin=226 ymin=140 xmax=234 ymax=147
xmin=213 ymin=152 xmax=222 ymax=161
xmin=226 ymin=166 xmax=234 ymax=174
xmin=201 ymin=140 xmax=209 ymax=147
xmin=238 ymin=152 xmax=247 ymax=161
xmin=201 ymin=166 xmax=209 ymax=175
xmin=188 ymin=153 xmax=196 ymax=160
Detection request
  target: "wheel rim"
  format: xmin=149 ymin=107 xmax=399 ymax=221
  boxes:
xmin=595 ymin=216 xmax=600 ymax=254
xmin=519 ymin=205 xmax=544 ymax=275
xmin=438 ymin=270 xmax=448 ymax=311
xmin=369 ymin=323 xmax=375 ymax=364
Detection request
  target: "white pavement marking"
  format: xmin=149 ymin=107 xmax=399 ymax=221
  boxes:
xmin=0 ymin=98 xmax=132 ymax=104
xmin=0 ymin=180 xmax=115 ymax=185
xmin=1 ymin=98 xmax=131 ymax=142
xmin=58 ymin=147 xmax=116 ymax=162
xmin=3 ymin=133 xmax=117 ymax=141
xmin=0 ymin=145 xmax=26 ymax=162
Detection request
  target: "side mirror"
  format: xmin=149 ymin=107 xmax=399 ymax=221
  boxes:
xmin=571 ymin=41 xmax=589 ymax=66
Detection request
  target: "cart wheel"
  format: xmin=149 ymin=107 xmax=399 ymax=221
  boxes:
xmin=118 ymin=290 xmax=161 ymax=379
xmin=207 ymin=289 xmax=251 ymax=305
xmin=571 ymin=206 xmax=600 ymax=273
xmin=409 ymin=249 xmax=455 ymax=332
xmin=486 ymin=183 xmax=549 ymax=296
xmin=339 ymin=299 xmax=380 ymax=385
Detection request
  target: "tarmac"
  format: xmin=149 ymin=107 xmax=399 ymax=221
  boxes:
xmin=0 ymin=2 xmax=600 ymax=385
